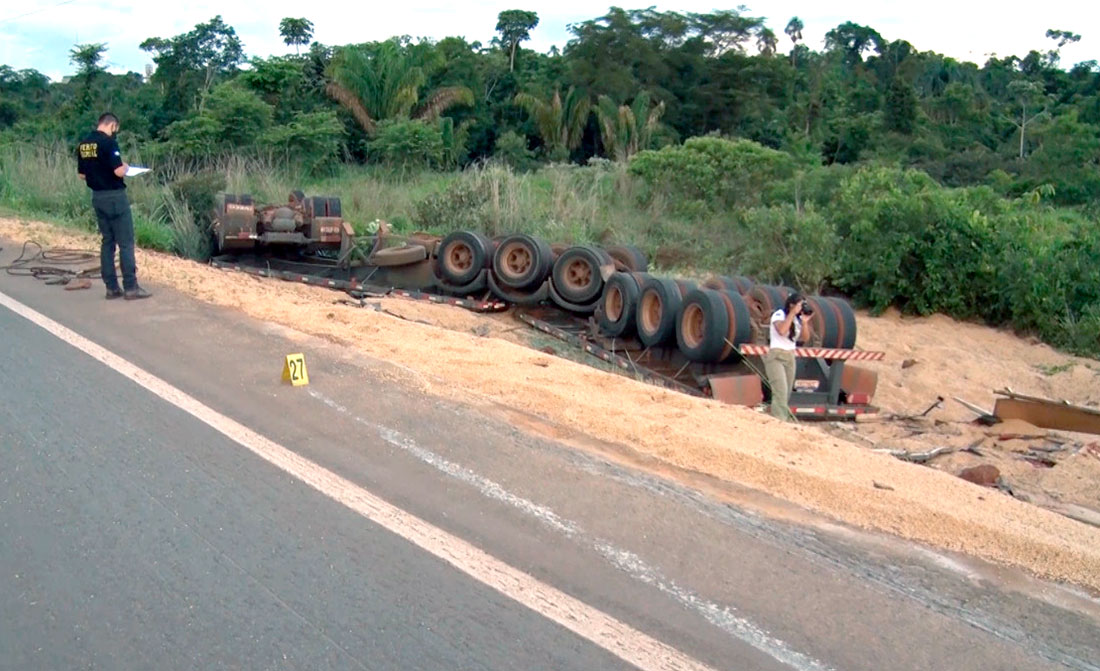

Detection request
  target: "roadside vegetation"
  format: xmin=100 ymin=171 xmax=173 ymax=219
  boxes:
xmin=1 ymin=10 xmax=1097 ymax=356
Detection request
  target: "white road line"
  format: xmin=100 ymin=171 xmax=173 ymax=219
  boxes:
xmin=307 ymin=389 xmax=834 ymax=671
xmin=0 ymin=289 xmax=715 ymax=671
xmin=310 ymin=391 xmax=580 ymax=536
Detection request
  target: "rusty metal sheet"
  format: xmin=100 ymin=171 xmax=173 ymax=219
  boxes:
xmin=841 ymin=363 xmax=879 ymax=399
xmin=708 ymin=374 xmax=764 ymax=406
xmin=993 ymin=398 xmax=1100 ymax=435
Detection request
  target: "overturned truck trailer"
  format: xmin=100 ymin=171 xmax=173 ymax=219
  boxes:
xmin=209 ymin=191 xmax=885 ymax=419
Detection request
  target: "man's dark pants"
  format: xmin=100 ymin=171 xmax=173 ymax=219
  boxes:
xmin=91 ymin=189 xmax=137 ymax=292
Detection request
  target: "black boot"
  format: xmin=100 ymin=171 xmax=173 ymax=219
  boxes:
xmin=124 ymin=286 xmax=152 ymax=300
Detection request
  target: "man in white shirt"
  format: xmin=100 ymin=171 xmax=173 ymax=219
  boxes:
xmin=764 ymin=292 xmax=811 ymax=421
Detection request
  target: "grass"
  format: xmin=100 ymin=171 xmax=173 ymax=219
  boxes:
xmin=1034 ymin=362 xmax=1075 ymax=376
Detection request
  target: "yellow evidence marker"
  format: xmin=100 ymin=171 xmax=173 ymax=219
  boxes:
xmin=282 ymin=353 xmax=309 ymax=386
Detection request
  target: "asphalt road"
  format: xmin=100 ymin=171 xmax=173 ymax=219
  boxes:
xmin=1 ymin=241 xmax=1099 ymax=671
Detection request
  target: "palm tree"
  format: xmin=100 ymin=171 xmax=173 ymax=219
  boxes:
xmin=595 ymin=91 xmax=665 ymax=161
xmin=325 ymin=40 xmax=472 ymax=134
xmin=785 ymin=17 xmax=803 ymax=66
xmin=513 ymin=86 xmax=590 ymax=161
xmin=757 ymin=28 xmax=778 ymax=56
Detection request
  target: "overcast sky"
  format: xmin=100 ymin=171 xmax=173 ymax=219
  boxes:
xmin=1 ymin=0 xmax=1097 ymax=81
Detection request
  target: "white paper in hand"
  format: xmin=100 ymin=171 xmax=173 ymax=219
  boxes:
xmin=125 ymin=166 xmax=151 ymax=177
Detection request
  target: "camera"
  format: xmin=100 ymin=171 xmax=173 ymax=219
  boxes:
xmin=800 ymin=302 xmax=814 ymax=316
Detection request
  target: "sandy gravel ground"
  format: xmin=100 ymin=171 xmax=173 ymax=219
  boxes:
xmin=3 ymin=217 xmax=1098 ymax=593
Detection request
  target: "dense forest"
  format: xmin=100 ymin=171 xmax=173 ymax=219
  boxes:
xmin=1 ymin=9 xmax=1098 ymax=356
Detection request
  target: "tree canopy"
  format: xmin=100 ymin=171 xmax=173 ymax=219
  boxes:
xmin=1 ymin=10 xmax=1098 ymax=206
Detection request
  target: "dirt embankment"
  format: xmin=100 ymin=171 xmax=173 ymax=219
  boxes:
xmin=3 ymin=217 xmax=1099 ymax=593
xmin=853 ymin=309 xmax=1100 ymax=515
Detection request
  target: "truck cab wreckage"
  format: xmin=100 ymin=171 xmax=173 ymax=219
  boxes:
xmin=210 ymin=190 xmax=886 ymax=419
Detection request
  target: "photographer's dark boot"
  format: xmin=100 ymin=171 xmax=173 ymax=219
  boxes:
xmin=124 ymin=286 xmax=152 ymax=300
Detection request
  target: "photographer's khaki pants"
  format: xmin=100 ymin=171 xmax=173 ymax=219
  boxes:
xmin=764 ymin=349 xmax=796 ymax=422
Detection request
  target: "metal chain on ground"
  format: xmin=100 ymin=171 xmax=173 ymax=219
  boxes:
xmin=2 ymin=240 xmax=101 ymax=285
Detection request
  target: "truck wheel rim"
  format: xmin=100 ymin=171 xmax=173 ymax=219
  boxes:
xmin=445 ymin=242 xmax=473 ymax=274
xmin=682 ymin=304 xmax=705 ymax=348
xmin=640 ymin=291 xmax=662 ymax=334
xmin=563 ymin=258 xmax=593 ymax=292
xmin=606 ymin=285 xmax=624 ymax=321
xmin=501 ymin=242 xmax=533 ymax=279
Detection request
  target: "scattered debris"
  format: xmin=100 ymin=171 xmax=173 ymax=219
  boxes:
xmin=64 ymin=278 xmax=91 ymax=291
xmin=958 ymin=464 xmax=1000 ymax=487
xmin=824 ymin=424 xmax=879 ymax=447
xmin=873 ymin=445 xmax=954 ymax=463
xmin=472 ymin=324 xmax=491 ymax=337
xmin=961 ymin=438 xmax=986 ymax=457
xmin=901 ymin=358 xmax=919 ymax=369
xmin=1021 ymin=455 xmax=1057 ymax=468
xmin=873 ymin=481 xmax=895 ymax=491
xmin=1028 ymin=444 xmax=1067 ymax=454
xmin=953 ymin=396 xmax=997 ymax=423
xmin=891 ymin=396 xmax=944 ymax=421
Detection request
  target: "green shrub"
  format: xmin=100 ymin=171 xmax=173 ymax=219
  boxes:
xmin=494 ymin=130 xmax=536 ymax=172
xmin=832 ymin=167 xmax=1001 ymax=319
xmin=204 ymin=81 xmax=274 ymax=146
xmin=261 ymin=111 xmax=345 ymax=175
xmin=737 ymin=204 xmax=838 ymax=293
xmin=162 ymin=116 xmax=221 ymax=158
xmin=412 ymin=177 xmax=488 ymax=231
xmin=628 ymin=136 xmax=794 ymax=214
xmin=169 ymin=171 xmax=226 ymax=226
xmin=133 ymin=214 xmax=174 ymax=252
xmin=998 ymin=214 xmax=1100 ymax=354
xmin=368 ymin=119 xmax=445 ymax=170
xmin=153 ymin=185 xmax=211 ymax=260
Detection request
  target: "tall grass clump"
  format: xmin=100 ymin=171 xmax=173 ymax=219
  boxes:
xmin=0 ymin=142 xmax=93 ymax=226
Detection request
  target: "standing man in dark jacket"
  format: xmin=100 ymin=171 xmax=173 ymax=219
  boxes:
xmin=76 ymin=112 xmax=151 ymax=300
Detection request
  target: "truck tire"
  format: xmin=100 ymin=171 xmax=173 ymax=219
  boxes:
xmin=604 ymin=244 xmax=648 ymax=272
xmin=492 ymin=234 xmax=553 ymax=291
xmin=677 ymin=289 xmax=730 ymax=362
xmin=748 ymin=284 xmax=788 ymax=320
xmin=222 ymin=193 xmax=238 ymax=212
xmin=238 ymin=194 xmax=253 ymax=207
xmin=637 ymin=277 xmax=686 ymax=347
xmin=326 ymin=197 xmax=342 ymax=217
xmin=597 ymin=272 xmax=642 ymax=337
xmin=551 ymin=245 xmax=613 ymax=305
xmin=438 ymin=231 xmax=493 ymax=286
xmin=805 ymin=296 xmax=839 ymax=348
xmin=673 ymin=279 xmax=699 ymax=297
xmin=704 ymin=275 xmax=753 ymax=295
xmin=825 ymin=296 xmax=858 ymax=349
xmin=717 ymin=289 xmax=753 ymax=359
xmin=301 ymin=196 xmax=323 ymax=218
xmin=370 ymin=244 xmax=428 ymax=267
